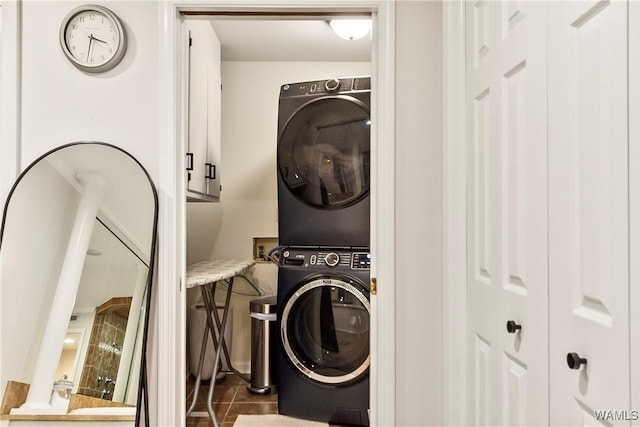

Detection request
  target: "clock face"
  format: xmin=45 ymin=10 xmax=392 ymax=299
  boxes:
xmin=60 ymin=5 xmax=127 ymax=73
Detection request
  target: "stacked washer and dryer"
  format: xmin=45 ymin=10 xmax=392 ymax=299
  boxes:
xmin=275 ymin=76 xmax=371 ymax=426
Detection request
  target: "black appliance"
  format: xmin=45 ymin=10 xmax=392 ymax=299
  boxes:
xmin=277 ymin=76 xmax=371 ymax=247
xmin=276 ymin=247 xmax=370 ymax=426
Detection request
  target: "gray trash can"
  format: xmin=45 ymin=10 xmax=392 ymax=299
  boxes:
xmin=247 ymin=296 xmax=277 ymax=394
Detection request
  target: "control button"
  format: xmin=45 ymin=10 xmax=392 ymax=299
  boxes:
xmin=283 ymin=84 xmax=290 ymax=91
xmin=310 ymin=255 xmax=317 ymax=265
xmin=283 ymin=250 xmax=290 ymax=258
xmin=310 ymin=83 xmax=317 ymax=92
xmin=325 ymin=252 xmax=340 ymax=267
xmin=325 ymin=78 xmax=340 ymax=92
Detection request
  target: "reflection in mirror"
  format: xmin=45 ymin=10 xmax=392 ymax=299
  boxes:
xmin=64 ymin=217 xmax=148 ymax=404
xmin=0 ymin=142 xmax=157 ymax=424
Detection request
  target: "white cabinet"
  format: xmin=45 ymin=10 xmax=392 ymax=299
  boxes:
xmin=465 ymin=1 xmax=633 ymax=425
xmin=185 ymin=20 xmax=221 ymax=201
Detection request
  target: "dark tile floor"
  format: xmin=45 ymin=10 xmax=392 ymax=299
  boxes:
xmin=186 ymin=374 xmax=277 ymax=427
xmin=185 ymin=373 xmax=349 ymax=427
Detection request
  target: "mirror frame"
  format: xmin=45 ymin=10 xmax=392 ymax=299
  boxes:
xmin=0 ymin=141 xmax=158 ymax=427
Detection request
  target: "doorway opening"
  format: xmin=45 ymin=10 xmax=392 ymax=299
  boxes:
xmin=157 ymin=3 xmax=395 ymax=426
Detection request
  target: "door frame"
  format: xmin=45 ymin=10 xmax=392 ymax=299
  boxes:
xmin=157 ymin=2 xmax=395 ymax=426
xmin=630 ymin=1 xmax=640 ymax=422
xmin=442 ymin=0 xmax=468 ymax=425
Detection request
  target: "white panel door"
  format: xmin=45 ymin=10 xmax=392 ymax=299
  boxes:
xmin=466 ymin=1 xmax=499 ymax=423
xmin=466 ymin=1 xmax=548 ymax=425
xmin=548 ymin=1 xmax=630 ymax=425
xmin=494 ymin=2 xmax=548 ymax=426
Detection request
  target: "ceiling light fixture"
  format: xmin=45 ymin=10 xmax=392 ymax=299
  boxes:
xmin=329 ymin=19 xmax=372 ymax=41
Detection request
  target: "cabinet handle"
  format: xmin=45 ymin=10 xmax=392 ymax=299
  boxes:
xmin=566 ymin=352 xmax=587 ymax=370
xmin=506 ymin=320 xmax=522 ymax=334
xmin=186 ymin=153 xmax=194 ymax=171
xmin=206 ymin=164 xmax=216 ymax=180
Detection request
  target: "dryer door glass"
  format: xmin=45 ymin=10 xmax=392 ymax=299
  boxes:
xmin=281 ymin=278 xmax=370 ymax=385
xmin=278 ymin=96 xmax=370 ymax=209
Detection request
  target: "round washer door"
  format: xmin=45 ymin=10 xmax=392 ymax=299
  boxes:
xmin=280 ymin=277 xmax=370 ymax=385
xmin=278 ymin=96 xmax=370 ymax=209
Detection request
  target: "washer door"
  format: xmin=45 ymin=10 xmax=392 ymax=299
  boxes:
xmin=281 ymin=277 xmax=370 ymax=385
xmin=278 ymin=96 xmax=370 ymax=209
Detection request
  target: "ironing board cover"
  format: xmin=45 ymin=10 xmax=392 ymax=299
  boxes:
xmin=186 ymin=259 xmax=255 ymax=288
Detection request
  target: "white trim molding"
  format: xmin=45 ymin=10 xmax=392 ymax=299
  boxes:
xmin=630 ymin=1 xmax=640 ymax=422
xmin=369 ymin=2 xmax=395 ymax=426
xmin=157 ymin=2 xmax=395 ymax=427
xmin=1 ymin=0 xmax=21 ymax=204
xmin=442 ymin=0 xmax=467 ymax=425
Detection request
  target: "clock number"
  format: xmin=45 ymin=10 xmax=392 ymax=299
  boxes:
xmin=79 ymin=16 xmax=85 ymax=22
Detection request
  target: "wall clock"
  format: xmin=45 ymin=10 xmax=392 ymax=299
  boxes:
xmin=59 ymin=4 xmax=127 ymax=73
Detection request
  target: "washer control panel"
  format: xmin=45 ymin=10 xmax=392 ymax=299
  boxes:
xmin=280 ymin=76 xmax=371 ymax=98
xmin=281 ymin=248 xmax=370 ymax=270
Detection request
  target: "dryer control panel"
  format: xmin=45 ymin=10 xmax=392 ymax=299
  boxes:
xmin=281 ymin=248 xmax=370 ymax=270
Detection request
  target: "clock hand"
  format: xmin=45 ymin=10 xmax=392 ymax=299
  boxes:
xmin=91 ymin=35 xmax=107 ymax=44
xmin=86 ymin=34 xmax=94 ymax=59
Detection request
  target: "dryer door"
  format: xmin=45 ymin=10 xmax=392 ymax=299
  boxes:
xmin=277 ymin=96 xmax=370 ymax=209
xmin=280 ymin=277 xmax=370 ymax=385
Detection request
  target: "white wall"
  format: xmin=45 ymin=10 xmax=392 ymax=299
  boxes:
xmin=187 ymin=60 xmax=370 ymax=372
xmin=19 ymin=1 xmax=160 ymax=174
xmin=395 ymin=1 xmax=443 ymax=425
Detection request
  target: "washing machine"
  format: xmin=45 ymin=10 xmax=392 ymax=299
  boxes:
xmin=276 ymin=247 xmax=370 ymax=426
xmin=277 ymin=76 xmax=371 ymax=247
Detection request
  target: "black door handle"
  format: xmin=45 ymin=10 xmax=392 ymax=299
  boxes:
xmin=506 ymin=320 xmax=522 ymax=334
xmin=567 ymin=352 xmax=587 ymax=370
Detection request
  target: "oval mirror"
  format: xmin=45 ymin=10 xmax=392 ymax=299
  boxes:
xmin=0 ymin=142 xmax=157 ymax=425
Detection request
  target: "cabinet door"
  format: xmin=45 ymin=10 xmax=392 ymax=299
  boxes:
xmin=466 ymin=2 xmax=548 ymax=425
xmin=548 ymin=1 xmax=630 ymax=425
xmin=186 ymin=21 xmax=221 ymax=199
xmin=206 ymin=52 xmax=221 ymax=198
